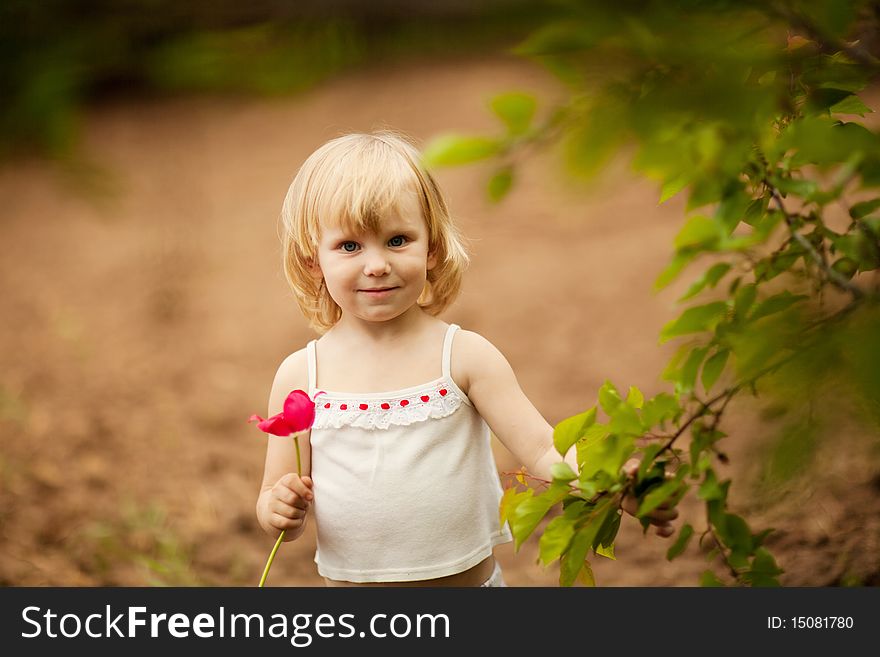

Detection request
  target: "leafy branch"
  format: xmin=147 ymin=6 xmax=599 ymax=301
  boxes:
xmin=428 ymin=0 xmax=880 ymax=586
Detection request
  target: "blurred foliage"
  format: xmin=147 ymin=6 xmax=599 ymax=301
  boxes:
xmin=430 ymin=0 xmax=880 ymax=586
xmin=71 ymin=500 xmax=208 ymax=586
xmin=0 ymin=0 xmax=542 ymax=160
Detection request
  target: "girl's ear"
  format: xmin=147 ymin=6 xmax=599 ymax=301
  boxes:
xmin=307 ymin=257 xmax=323 ymax=280
xmin=427 ymin=249 xmax=438 ymax=271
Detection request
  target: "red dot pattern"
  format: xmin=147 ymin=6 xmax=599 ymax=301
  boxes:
xmin=317 ymin=391 xmax=454 ymax=412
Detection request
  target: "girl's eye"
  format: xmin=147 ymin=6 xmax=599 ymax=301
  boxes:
xmin=388 ymin=235 xmax=407 ymax=247
xmin=340 ymin=241 xmax=359 ymax=253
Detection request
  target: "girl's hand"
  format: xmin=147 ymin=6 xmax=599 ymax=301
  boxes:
xmin=261 ymin=473 xmax=314 ymax=541
xmin=620 ymin=458 xmax=678 ymax=538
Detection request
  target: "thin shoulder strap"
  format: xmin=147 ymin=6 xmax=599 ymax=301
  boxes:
xmin=306 ymin=339 xmax=317 ymax=395
xmin=441 ymin=324 xmax=460 ymax=379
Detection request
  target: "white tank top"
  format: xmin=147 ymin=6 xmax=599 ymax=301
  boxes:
xmin=306 ymin=323 xmax=513 ymax=582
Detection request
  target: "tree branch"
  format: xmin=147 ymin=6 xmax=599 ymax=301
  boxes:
xmin=769 ymin=187 xmax=865 ymax=299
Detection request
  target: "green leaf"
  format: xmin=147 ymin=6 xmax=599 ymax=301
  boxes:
xmin=608 ymin=403 xmax=643 ymax=436
xmin=749 ymin=291 xmax=807 ymax=322
xmin=660 ymin=302 xmax=728 ymax=342
xmin=559 ymin=501 xmax=613 ymax=586
xmin=553 ymin=406 xmax=597 ymax=457
xmin=637 ymin=477 xmax=685 ymax=516
xmin=598 ymin=380 xmax=622 ymax=415
xmin=632 ymin=453 xmax=660 ymax=490
xmin=698 ymin=470 xmax=728 ymax=502
xmin=539 ymin=515 xmax=576 ymax=565
xmin=716 ymin=513 xmax=753 ymax=554
xmin=550 ymin=462 xmax=577 ymax=483
xmin=661 ymin=343 xmax=691 ymax=384
xmin=641 ymin=393 xmax=681 ymax=429
xmin=490 ymin=92 xmax=537 ymax=136
xmin=831 ymin=256 xmax=859 ymax=278
xmin=777 ymin=116 xmax=880 ymax=168
xmin=563 ymin=103 xmax=627 ymax=178
xmin=660 ymin=173 xmax=691 ymax=204
xmin=850 ymin=198 xmax=880 ymax=220
xmin=626 ymin=386 xmax=644 ymax=409
xmin=577 ymin=559 xmax=596 ymax=587
xmin=674 ymin=215 xmax=721 ymax=250
xmin=701 ymin=348 xmax=730 ymax=394
xmin=830 ymin=94 xmax=872 ymax=116
xmin=744 ymin=547 xmax=784 ymax=587
xmin=715 ymin=185 xmax=753 ymax=234
xmin=754 ymin=241 xmax=805 ymax=282
xmin=679 ymin=262 xmax=732 ymax=301
xmin=680 ymin=346 xmax=709 ymax=393
xmin=864 ymin=216 xmax=880 ymax=237
xmin=593 ymin=507 xmax=621 ymax=556
xmin=687 ymin=177 xmax=724 ymax=211
xmin=700 ymin=570 xmax=725 ymax=587
xmin=487 ymin=167 xmax=513 ymax=202
xmin=733 ymin=283 xmax=757 ymax=319
xmin=423 ymin=134 xmax=501 ymax=167
xmin=743 ymin=197 xmax=768 ymax=226
xmin=509 ymin=482 xmax=568 ymax=548
xmin=578 ymin=433 xmax=635 ymax=480
xmin=576 ymin=423 xmax=610 ymax=471
xmin=689 ymin=428 xmax=726 ymax=471
xmin=830 ymin=229 xmax=880 ymax=271
xmin=666 ymin=523 xmax=694 ymax=561
xmin=595 ymin=543 xmax=615 ymax=560
xmin=499 ymin=486 xmax=531 ymax=527
xmin=514 ymin=20 xmax=602 ymax=56
xmin=654 ymin=251 xmax=698 ymax=290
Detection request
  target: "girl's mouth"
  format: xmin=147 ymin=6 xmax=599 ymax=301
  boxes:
xmin=359 ymin=287 xmax=398 ymax=297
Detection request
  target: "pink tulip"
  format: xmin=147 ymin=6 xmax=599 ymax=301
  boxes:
xmin=250 ymin=388 xmax=320 ymax=587
xmin=249 ymin=389 xmax=316 ymax=436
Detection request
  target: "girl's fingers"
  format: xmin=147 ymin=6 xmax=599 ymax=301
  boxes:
xmin=655 ymin=523 xmax=675 ymax=538
xmin=647 ymin=507 xmax=679 ymax=523
xmin=271 ymin=499 xmax=309 ymax=519
xmin=288 ymin=476 xmax=314 ymax=503
xmin=270 ymin=512 xmax=306 ymax=531
xmin=620 ymin=494 xmax=638 ymax=517
xmin=273 ymin=477 xmax=313 ymax=508
xmin=621 ymin=458 xmax=640 ymax=478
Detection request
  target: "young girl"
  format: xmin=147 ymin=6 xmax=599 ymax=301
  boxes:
xmin=255 ymin=130 xmax=676 ymax=587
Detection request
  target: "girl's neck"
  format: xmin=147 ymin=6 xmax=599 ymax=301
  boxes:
xmin=326 ymin=304 xmax=438 ymax=347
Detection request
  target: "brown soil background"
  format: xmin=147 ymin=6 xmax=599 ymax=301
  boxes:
xmin=1 ymin=55 xmax=879 ymax=587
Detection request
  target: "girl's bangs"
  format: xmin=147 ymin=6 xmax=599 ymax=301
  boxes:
xmin=311 ymin=146 xmax=421 ymax=238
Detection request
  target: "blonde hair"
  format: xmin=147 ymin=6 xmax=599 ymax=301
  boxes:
xmin=280 ymin=130 xmax=470 ymax=333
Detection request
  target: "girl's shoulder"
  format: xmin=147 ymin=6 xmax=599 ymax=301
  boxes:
xmin=450 ymin=328 xmax=511 ymax=394
xmin=274 ymin=346 xmax=309 ymax=381
xmin=267 ymin=346 xmax=310 ymax=413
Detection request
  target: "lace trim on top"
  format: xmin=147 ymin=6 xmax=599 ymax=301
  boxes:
xmin=311 ymin=379 xmax=464 ymax=431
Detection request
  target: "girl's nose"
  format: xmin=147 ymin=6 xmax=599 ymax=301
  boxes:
xmin=363 ymin=254 xmax=391 ymax=276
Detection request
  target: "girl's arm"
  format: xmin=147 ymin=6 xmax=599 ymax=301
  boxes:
xmin=454 ymin=330 xmax=571 ymax=481
xmin=256 ymin=348 xmax=314 ymax=542
xmin=456 ymin=330 xmax=676 ymax=536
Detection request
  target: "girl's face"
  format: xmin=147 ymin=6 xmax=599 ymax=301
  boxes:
xmin=312 ymin=190 xmax=437 ymax=325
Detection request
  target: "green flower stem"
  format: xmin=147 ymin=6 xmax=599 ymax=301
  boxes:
xmin=259 ymin=531 xmax=285 ymax=587
xmin=258 ymin=434 xmax=303 ymax=588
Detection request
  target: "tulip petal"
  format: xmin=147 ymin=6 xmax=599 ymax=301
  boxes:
xmin=249 ymin=412 xmax=295 ymax=436
xmin=282 ymin=389 xmax=316 ymax=433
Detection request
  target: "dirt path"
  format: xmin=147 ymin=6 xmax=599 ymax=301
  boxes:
xmin=1 ymin=54 xmax=878 ymax=587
